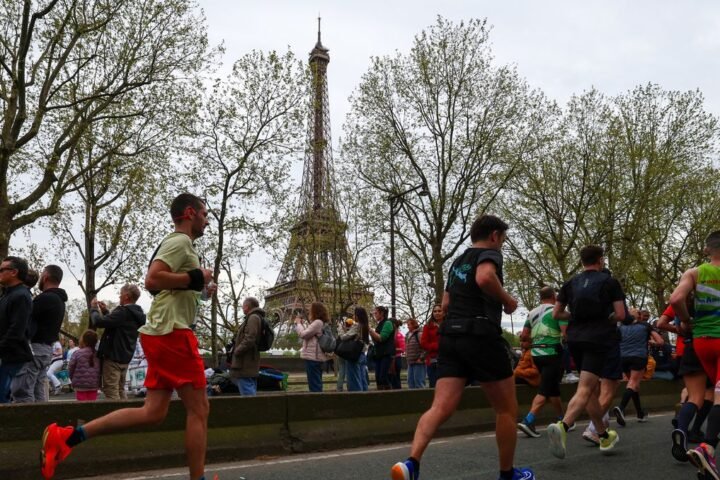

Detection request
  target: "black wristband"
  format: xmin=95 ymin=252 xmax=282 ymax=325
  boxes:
xmin=187 ymin=268 xmax=205 ymax=291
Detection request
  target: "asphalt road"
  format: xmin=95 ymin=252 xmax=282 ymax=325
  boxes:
xmin=73 ymin=412 xmax=700 ymax=480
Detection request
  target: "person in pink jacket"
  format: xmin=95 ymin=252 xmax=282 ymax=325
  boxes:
xmin=390 ymin=319 xmax=406 ymax=389
xmin=69 ymin=330 xmax=100 ymax=401
xmin=295 ymin=302 xmax=330 ymax=392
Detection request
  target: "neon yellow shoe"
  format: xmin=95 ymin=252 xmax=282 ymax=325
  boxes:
xmin=599 ymin=429 xmax=619 ymax=454
xmin=547 ymin=421 xmax=567 ymax=459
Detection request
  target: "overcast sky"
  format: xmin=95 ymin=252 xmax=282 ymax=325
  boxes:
xmin=21 ymin=1 xmax=720 ymax=322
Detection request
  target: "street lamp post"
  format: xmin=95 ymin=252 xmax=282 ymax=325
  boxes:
xmin=389 ymin=183 xmax=429 ymax=320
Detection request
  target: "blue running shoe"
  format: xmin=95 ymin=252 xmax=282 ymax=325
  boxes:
xmin=391 ymin=459 xmax=419 ymax=480
xmin=498 ymin=467 xmax=535 ymax=480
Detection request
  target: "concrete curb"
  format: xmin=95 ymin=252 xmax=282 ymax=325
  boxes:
xmin=0 ymin=380 xmax=681 ymax=479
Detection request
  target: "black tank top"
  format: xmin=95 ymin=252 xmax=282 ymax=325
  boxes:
xmin=445 ymin=247 xmax=504 ymax=327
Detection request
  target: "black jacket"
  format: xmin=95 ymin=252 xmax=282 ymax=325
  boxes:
xmin=0 ymin=284 xmax=33 ymax=363
xmin=91 ymin=304 xmax=146 ymax=364
xmin=29 ymin=288 xmax=68 ymax=345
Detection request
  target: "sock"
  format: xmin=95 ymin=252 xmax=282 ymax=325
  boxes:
xmin=704 ymin=405 xmax=720 ymax=449
xmin=562 ymin=422 xmax=570 ymax=432
xmin=525 ymin=412 xmax=536 ymax=424
xmin=500 ymin=469 xmax=515 ymax=479
xmin=588 ymin=421 xmax=597 ymax=435
xmin=603 ymin=411 xmax=610 ymax=427
xmin=408 ymin=457 xmax=420 ymax=473
xmin=677 ymin=402 xmax=699 ymax=433
xmin=65 ymin=425 xmax=87 ymax=448
xmin=631 ymin=389 xmax=642 ymax=415
xmin=619 ymin=388 xmax=634 ymax=412
xmin=692 ymin=400 xmax=713 ymax=433
xmin=599 ymin=430 xmax=609 ymax=439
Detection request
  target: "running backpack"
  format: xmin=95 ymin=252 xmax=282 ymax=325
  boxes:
xmin=317 ymin=324 xmax=337 ymax=353
xmin=569 ymin=271 xmax=611 ymax=322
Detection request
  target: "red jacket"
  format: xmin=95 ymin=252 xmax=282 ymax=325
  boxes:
xmin=420 ymin=321 xmax=440 ymax=366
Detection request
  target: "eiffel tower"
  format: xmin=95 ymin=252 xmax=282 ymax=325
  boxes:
xmin=264 ymin=20 xmax=373 ymax=325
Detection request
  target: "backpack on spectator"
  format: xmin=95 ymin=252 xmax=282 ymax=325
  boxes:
xmin=256 ymin=313 xmax=275 ymax=352
xmin=317 ymin=323 xmax=337 ymax=353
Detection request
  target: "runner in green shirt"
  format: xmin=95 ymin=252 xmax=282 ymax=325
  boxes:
xmin=517 ymin=286 xmax=568 ymax=438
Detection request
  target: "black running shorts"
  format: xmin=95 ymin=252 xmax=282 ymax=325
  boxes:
xmin=568 ymin=341 xmax=609 ymax=377
xmin=621 ymin=356 xmax=648 ymax=374
xmin=533 ymin=354 xmax=563 ymax=397
xmin=437 ymin=334 xmax=513 ymax=383
xmin=678 ymin=341 xmax=706 ymax=377
xmin=601 ymin=342 xmax=623 ymax=380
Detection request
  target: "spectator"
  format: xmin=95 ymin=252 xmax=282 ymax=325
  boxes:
xmin=229 ymin=297 xmax=264 ymax=396
xmin=336 ymin=316 xmax=352 ymax=392
xmin=0 ymin=256 xmax=33 ymax=403
xmin=46 ymin=340 xmax=64 ymax=395
xmin=389 ymin=318 xmax=405 ymax=389
xmin=295 ymin=302 xmax=329 ymax=392
xmin=69 ymin=330 xmax=100 ymax=401
xmin=90 ymin=284 xmax=146 ymax=400
xmin=420 ymin=304 xmax=443 ymax=387
xmin=339 ymin=307 xmax=371 ymax=392
xmin=12 ymin=264 xmax=68 ymax=403
xmin=369 ymin=306 xmax=394 ymax=390
xmin=405 ymin=318 xmax=426 ymax=389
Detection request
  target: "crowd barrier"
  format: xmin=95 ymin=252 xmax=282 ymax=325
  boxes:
xmin=0 ymin=380 xmax=680 ymax=479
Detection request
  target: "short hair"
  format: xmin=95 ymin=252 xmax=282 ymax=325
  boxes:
xmin=470 ymin=215 xmax=509 ymax=242
xmin=539 ymin=286 xmax=556 ymax=301
xmin=706 ymin=230 xmax=720 ymax=252
xmin=44 ymin=264 xmax=63 ymax=284
xmin=243 ymin=297 xmax=260 ymax=309
xmin=310 ymin=301 xmax=330 ymax=323
xmin=3 ymin=256 xmax=28 ymax=282
xmin=374 ymin=306 xmax=388 ymax=320
xmin=406 ymin=317 xmax=419 ymax=329
xmin=580 ymin=245 xmax=605 ymax=266
xmin=24 ymin=269 xmax=39 ymax=289
xmin=170 ymin=193 xmax=205 ymax=223
xmin=121 ymin=284 xmax=141 ymax=303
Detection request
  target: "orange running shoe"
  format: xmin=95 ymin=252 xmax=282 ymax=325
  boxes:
xmin=40 ymin=423 xmax=74 ymax=479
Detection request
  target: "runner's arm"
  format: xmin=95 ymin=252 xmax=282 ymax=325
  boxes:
xmin=145 ymin=259 xmax=211 ymax=291
xmin=670 ymin=268 xmax=697 ymax=325
xmin=552 ymin=301 xmax=570 ymax=321
xmin=475 ymin=261 xmax=517 ymax=313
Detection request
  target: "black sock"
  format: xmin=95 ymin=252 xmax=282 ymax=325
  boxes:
xmin=677 ymin=402 xmax=699 ymax=433
xmin=65 ymin=425 xmax=87 ymax=448
xmin=704 ymin=405 xmax=720 ymax=449
xmin=599 ymin=430 xmax=609 ymax=439
xmin=619 ymin=388 xmax=633 ymax=412
xmin=562 ymin=421 xmax=570 ymax=432
xmin=692 ymin=400 xmax=713 ymax=433
xmin=500 ymin=469 xmax=515 ymax=479
xmin=631 ymin=389 xmax=642 ymax=415
xmin=407 ymin=457 xmax=420 ymax=473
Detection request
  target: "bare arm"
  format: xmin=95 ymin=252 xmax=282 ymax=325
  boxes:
xmin=611 ymin=300 xmax=626 ymax=322
xmin=670 ymin=269 xmax=697 ymax=325
xmin=649 ymin=330 xmax=664 ymax=346
xmin=552 ymin=301 xmax=570 ymax=321
xmin=519 ymin=327 xmax=531 ymax=343
xmin=144 ymin=259 xmax=211 ymax=292
xmin=475 ymin=262 xmax=517 ymax=314
xmin=655 ymin=314 xmax=679 ymax=334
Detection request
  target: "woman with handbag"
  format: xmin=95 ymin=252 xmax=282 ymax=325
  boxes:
xmin=294 ymin=302 xmax=329 ymax=392
xmin=337 ymin=306 xmax=370 ymax=392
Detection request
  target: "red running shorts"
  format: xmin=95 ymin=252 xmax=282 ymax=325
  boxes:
xmin=140 ymin=329 xmax=207 ymax=390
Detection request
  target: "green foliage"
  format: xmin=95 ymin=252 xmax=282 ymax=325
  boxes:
xmin=502 ymin=329 xmax=520 ymax=347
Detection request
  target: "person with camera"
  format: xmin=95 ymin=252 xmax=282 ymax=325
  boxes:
xmin=89 ymin=284 xmax=146 ymax=401
xmin=41 ymin=193 xmax=216 ymax=480
xmin=391 ymin=215 xmax=534 ymax=480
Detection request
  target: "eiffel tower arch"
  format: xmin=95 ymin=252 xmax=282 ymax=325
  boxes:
xmin=264 ymin=20 xmax=374 ymax=328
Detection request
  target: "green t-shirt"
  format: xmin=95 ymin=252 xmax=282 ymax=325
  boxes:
xmin=524 ymin=303 xmax=566 ymax=357
xmin=693 ymin=263 xmax=720 ymax=338
xmin=139 ymin=232 xmax=201 ymax=336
